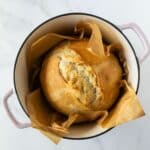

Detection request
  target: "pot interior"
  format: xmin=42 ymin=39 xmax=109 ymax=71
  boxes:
xmin=14 ymin=14 xmax=139 ymax=139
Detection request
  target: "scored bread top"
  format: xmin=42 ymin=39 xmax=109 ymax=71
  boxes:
xmin=40 ymin=40 xmax=122 ymax=121
xmin=59 ymin=48 xmax=102 ymax=106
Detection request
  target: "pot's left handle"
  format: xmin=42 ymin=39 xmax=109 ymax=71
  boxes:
xmin=3 ymin=89 xmax=31 ymax=129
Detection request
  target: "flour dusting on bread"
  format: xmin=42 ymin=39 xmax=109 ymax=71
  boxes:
xmin=59 ymin=49 xmax=102 ymax=105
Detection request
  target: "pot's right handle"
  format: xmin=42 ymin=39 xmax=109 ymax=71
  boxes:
xmin=3 ymin=89 xmax=31 ymax=129
xmin=119 ymin=23 xmax=150 ymax=64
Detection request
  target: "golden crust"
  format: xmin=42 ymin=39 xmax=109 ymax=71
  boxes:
xmin=93 ymin=54 xmax=122 ymax=110
xmin=40 ymin=40 xmax=122 ymax=122
xmin=40 ymin=41 xmax=94 ymax=116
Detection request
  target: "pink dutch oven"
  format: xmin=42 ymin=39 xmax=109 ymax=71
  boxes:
xmin=3 ymin=13 xmax=150 ymax=140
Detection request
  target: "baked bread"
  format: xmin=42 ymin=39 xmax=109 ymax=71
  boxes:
xmin=40 ymin=39 xmax=122 ymax=122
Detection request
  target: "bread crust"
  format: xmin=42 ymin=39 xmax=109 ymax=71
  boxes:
xmin=40 ymin=40 xmax=122 ymax=121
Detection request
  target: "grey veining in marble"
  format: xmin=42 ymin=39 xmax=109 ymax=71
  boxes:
xmin=0 ymin=0 xmax=150 ymax=150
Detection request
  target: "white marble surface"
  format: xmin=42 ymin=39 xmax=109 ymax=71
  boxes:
xmin=1 ymin=0 xmax=150 ymax=149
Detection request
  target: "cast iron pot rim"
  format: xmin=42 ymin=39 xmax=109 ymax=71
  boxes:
xmin=13 ymin=12 xmax=140 ymax=140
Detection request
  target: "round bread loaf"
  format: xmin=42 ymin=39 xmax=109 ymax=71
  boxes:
xmin=40 ymin=40 xmax=122 ymax=122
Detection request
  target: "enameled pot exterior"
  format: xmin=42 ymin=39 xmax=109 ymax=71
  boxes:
xmin=3 ymin=13 xmax=150 ymax=140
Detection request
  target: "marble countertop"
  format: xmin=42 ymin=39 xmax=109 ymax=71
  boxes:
xmin=1 ymin=0 xmax=150 ymax=149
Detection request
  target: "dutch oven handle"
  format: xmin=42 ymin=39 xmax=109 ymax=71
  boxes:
xmin=119 ymin=22 xmax=150 ymax=64
xmin=3 ymin=89 xmax=31 ymax=129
